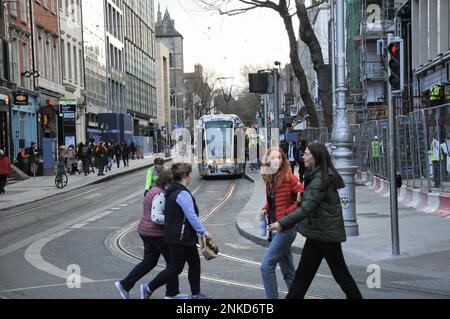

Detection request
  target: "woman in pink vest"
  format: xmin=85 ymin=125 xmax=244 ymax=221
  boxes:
xmin=114 ymin=169 xmax=188 ymax=299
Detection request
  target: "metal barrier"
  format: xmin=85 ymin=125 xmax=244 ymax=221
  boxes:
xmin=302 ymin=104 xmax=450 ymax=193
xmin=352 ymin=104 xmax=450 ymax=193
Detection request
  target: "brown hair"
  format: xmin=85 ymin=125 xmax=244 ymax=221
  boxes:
xmin=261 ymin=147 xmax=292 ymax=194
xmin=171 ymin=163 xmax=192 ymax=182
xmin=154 ymin=169 xmax=173 ymax=188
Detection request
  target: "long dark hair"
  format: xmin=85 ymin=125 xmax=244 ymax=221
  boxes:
xmin=307 ymin=143 xmax=345 ymax=191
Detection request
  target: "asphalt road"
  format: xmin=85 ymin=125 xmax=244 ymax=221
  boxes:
xmin=0 ymin=167 xmax=449 ymax=299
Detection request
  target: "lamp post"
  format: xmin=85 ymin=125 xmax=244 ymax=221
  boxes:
xmin=331 ymin=0 xmax=359 ymax=236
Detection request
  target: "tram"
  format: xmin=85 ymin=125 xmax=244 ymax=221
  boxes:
xmin=196 ymin=114 xmax=246 ymax=177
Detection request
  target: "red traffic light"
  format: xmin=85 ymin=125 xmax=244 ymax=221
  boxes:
xmin=388 ymin=43 xmax=399 ymax=57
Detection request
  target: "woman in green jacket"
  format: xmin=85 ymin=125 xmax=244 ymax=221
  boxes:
xmin=269 ymin=143 xmax=362 ymax=299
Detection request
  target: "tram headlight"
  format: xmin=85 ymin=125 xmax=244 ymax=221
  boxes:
xmin=225 ymin=159 xmax=232 ymax=164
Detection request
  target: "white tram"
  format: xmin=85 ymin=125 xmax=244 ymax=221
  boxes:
xmin=196 ymin=114 xmax=246 ymax=177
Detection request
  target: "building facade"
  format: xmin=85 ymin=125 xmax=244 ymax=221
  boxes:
xmin=33 ymin=0 xmax=65 ymax=175
xmin=6 ymin=0 xmax=39 ymax=158
xmin=0 ymin=4 xmax=15 ymax=159
xmin=82 ymin=0 xmax=107 ymax=142
xmin=410 ymin=0 xmax=449 ymax=98
xmin=59 ymin=0 xmax=85 ymax=146
xmin=156 ymin=7 xmax=185 ymax=128
xmin=105 ymin=0 xmax=125 ymax=115
xmin=123 ymin=0 xmax=157 ymax=143
xmin=156 ymin=39 xmax=171 ymax=129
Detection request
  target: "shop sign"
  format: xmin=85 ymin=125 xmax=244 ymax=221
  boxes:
xmin=14 ymin=93 xmax=28 ymax=105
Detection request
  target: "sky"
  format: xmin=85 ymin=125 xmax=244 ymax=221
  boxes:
xmin=155 ymin=0 xmax=297 ymax=88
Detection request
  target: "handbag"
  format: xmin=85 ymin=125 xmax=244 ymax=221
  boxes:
xmin=198 ymin=235 xmax=219 ymax=261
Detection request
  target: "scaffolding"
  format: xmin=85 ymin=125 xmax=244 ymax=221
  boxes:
xmin=347 ymin=0 xmax=405 ymax=123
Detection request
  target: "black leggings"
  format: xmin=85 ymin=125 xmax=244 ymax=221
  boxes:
xmin=287 ymin=239 xmax=362 ymax=299
xmin=147 ymin=244 xmax=201 ymax=295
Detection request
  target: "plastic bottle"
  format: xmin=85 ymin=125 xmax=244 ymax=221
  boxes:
xmin=259 ymin=217 xmax=267 ymax=237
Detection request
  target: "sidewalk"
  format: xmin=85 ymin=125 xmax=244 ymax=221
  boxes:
xmin=237 ymin=171 xmax=450 ymax=294
xmin=0 ymin=154 xmax=169 ymax=211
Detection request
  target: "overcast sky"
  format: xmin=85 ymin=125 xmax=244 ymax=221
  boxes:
xmin=155 ymin=0 xmax=297 ymax=87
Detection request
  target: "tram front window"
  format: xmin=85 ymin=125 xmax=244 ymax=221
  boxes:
xmin=205 ymin=121 xmax=233 ymax=162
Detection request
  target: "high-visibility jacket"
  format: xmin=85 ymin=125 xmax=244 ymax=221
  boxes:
xmin=145 ymin=167 xmax=159 ymax=191
xmin=430 ymin=85 xmax=441 ymax=101
xmin=372 ymin=140 xmax=380 ymax=158
xmin=430 ymin=142 xmax=444 ymax=161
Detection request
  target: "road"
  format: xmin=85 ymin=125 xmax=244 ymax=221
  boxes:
xmin=0 ymin=167 xmax=449 ymax=299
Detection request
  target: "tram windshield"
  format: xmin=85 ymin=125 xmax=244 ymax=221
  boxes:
xmin=204 ymin=121 xmax=233 ymax=161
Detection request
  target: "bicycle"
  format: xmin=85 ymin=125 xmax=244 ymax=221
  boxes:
xmin=55 ymin=171 xmax=68 ymax=189
xmin=55 ymin=158 xmax=68 ymax=189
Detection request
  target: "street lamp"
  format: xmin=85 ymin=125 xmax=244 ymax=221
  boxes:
xmin=331 ymin=0 xmax=359 ymax=236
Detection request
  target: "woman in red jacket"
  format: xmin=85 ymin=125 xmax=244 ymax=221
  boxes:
xmin=260 ymin=147 xmax=304 ymax=299
xmin=0 ymin=150 xmax=11 ymax=194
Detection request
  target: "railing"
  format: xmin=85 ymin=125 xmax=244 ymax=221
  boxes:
xmin=302 ymin=104 xmax=450 ymax=193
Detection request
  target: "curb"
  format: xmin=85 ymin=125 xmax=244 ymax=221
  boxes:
xmin=0 ymin=158 xmax=171 ymax=212
xmin=367 ymin=173 xmax=450 ymax=217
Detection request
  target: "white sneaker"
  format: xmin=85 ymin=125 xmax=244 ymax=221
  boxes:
xmin=114 ymin=281 xmax=129 ymax=299
xmin=164 ymin=293 xmax=190 ymax=299
xmin=140 ymin=283 xmax=152 ymax=299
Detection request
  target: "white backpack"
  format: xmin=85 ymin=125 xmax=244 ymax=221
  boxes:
xmin=151 ymin=192 xmax=166 ymax=225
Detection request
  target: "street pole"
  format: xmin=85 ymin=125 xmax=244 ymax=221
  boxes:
xmin=331 ymin=0 xmax=359 ymax=236
xmin=387 ymin=33 xmax=400 ymax=256
xmin=330 ymin=0 xmax=336 ymax=121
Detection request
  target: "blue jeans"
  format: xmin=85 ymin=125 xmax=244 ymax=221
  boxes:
xmin=260 ymin=228 xmax=297 ymax=299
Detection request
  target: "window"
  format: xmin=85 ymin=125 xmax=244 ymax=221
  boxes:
xmin=71 ymin=0 xmax=75 ymax=20
xmin=10 ymin=0 xmax=17 ymax=17
xmin=37 ymin=32 xmax=44 ymax=75
xmin=53 ymin=41 xmax=58 ymax=82
xmin=67 ymin=42 xmax=72 ymax=80
xmin=61 ymin=39 xmax=65 ymax=78
xmin=79 ymin=49 xmax=84 ymax=86
xmin=11 ymin=39 xmax=19 ymax=84
xmin=22 ymin=42 xmax=30 ymax=89
xmin=19 ymin=0 xmax=27 ymax=23
xmin=45 ymin=37 xmax=51 ymax=79
xmin=73 ymin=45 xmax=77 ymax=83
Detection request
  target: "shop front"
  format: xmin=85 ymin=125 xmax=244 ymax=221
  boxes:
xmin=40 ymin=96 xmax=59 ymax=175
xmin=11 ymin=92 xmax=39 ymax=158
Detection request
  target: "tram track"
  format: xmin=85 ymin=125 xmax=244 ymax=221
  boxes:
xmin=114 ymin=179 xmax=328 ymax=299
xmin=114 ymin=177 xmax=450 ymax=299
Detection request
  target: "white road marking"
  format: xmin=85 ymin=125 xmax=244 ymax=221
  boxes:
xmin=24 ymin=229 xmax=95 ymax=283
xmin=0 ymin=193 xmax=140 ymax=257
xmin=0 ymin=278 xmax=118 ymax=293
xmin=84 ymin=193 xmax=102 ymax=199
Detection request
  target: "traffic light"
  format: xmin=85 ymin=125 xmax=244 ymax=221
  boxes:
xmin=387 ymin=37 xmax=404 ymax=93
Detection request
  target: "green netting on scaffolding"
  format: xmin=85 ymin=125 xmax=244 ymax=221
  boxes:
xmin=346 ymin=0 xmax=361 ymax=90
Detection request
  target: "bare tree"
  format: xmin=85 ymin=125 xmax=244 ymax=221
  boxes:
xmin=197 ymin=0 xmax=331 ymax=129
xmin=184 ymin=68 xmax=221 ymax=119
